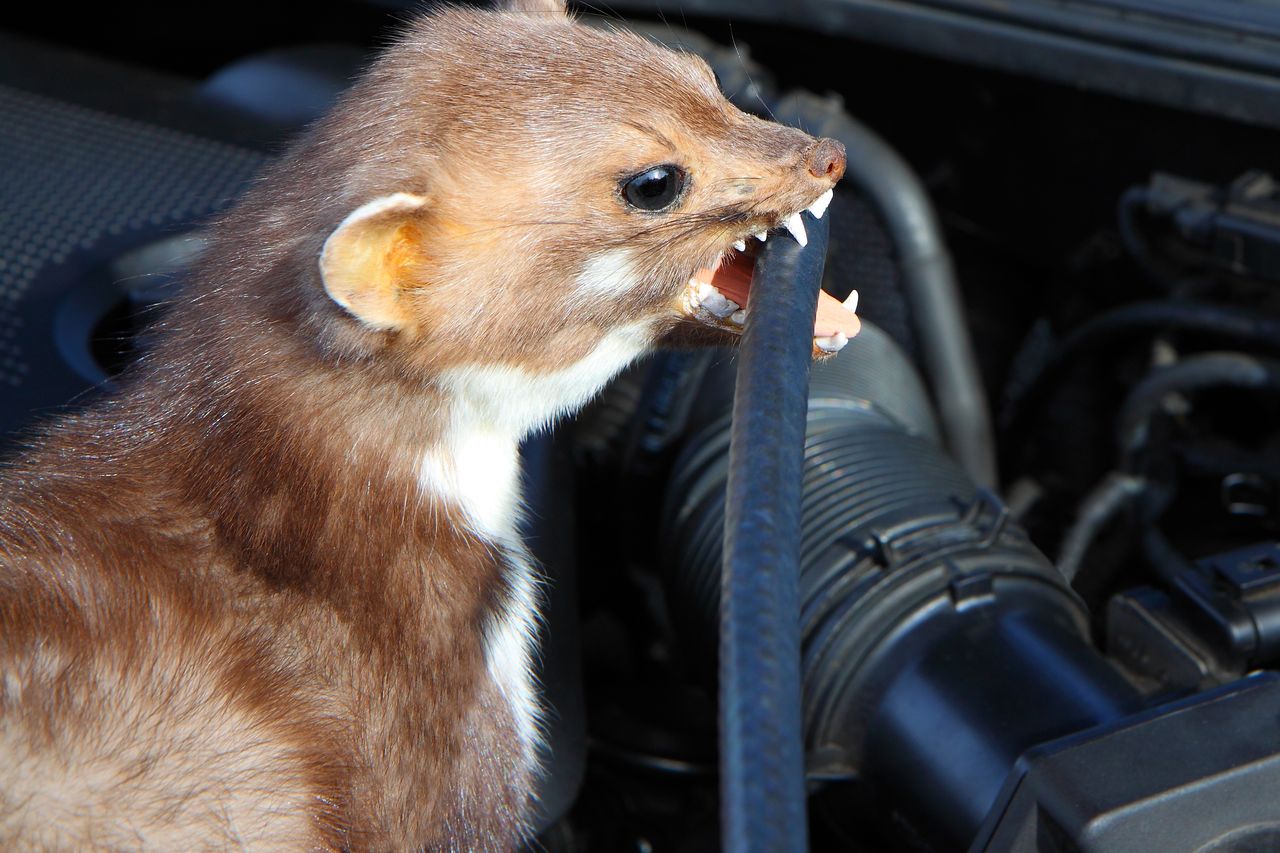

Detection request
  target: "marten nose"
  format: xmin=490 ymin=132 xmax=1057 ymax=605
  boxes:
xmin=806 ymin=138 xmax=846 ymax=181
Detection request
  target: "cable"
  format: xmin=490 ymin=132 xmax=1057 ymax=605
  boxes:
xmin=1001 ymin=301 xmax=1280 ymax=432
xmin=1118 ymin=352 xmax=1280 ymax=463
xmin=1056 ymin=352 xmax=1280 ymax=586
xmin=1117 ymin=185 xmax=1185 ymax=288
xmin=1056 ymin=472 xmax=1148 ymax=583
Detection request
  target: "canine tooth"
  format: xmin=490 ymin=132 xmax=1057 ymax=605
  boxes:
xmin=730 ymin=309 xmax=747 ymax=325
xmin=696 ymin=281 xmax=716 ymax=302
xmin=733 ymin=239 xmax=747 ymax=251
xmin=754 ymin=231 xmax=768 ymax=242
xmin=843 ymin=289 xmax=859 ymax=313
xmin=815 ymin=331 xmax=849 ymax=353
xmin=783 ymin=212 xmax=808 ymax=247
xmin=807 ymin=189 xmax=834 ymax=219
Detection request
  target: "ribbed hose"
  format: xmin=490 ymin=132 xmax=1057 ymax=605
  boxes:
xmin=667 ymin=393 xmax=975 ymax=665
xmin=665 ymin=322 xmax=947 ymax=663
xmin=663 ymin=318 xmax=1138 ymax=849
xmin=806 ymin=323 xmax=940 ymax=443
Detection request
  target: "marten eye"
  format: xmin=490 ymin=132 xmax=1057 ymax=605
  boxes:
xmin=621 ymin=165 xmax=687 ymax=212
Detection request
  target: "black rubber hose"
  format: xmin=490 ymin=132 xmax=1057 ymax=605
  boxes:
xmin=1056 ymin=353 xmax=1280 ymax=587
xmin=772 ymin=91 xmax=996 ymax=487
xmin=1056 ymin=472 xmax=1148 ymax=583
xmin=1116 ymin=185 xmax=1183 ymax=288
xmin=1118 ymin=352 xmax=1280 ymax=463
xmin=1001 ymin=301 xmax=1280 ymax=431
xmin=1054 ymin=353 xmax=1280 ymax=581
xmin=719 ymin=210 xmax=829 ymax=852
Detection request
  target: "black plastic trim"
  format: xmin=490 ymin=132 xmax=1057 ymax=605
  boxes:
xmin=606 ymin=0 xmax=1280 ymax=131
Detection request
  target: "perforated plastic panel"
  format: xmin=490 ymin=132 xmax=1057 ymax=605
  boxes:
xmin=0 ymin=83 xmax=265 ymax=432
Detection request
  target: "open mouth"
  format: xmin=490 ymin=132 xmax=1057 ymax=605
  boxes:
xmin=679 ymin=189 xmax=860 ymax=354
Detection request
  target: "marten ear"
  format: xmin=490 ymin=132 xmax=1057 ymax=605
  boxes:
xmin=320 ymin=193 xmax=428 ymax=331
xmin=498 ymin=0 xmax=567 ymax=14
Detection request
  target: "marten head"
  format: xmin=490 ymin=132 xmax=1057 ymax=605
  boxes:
xmin=225 ymin=0 xmax=856 ymax=432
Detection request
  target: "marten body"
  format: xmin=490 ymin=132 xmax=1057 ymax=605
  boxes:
xmin=0 ymin=1 xmax=851 ymax=849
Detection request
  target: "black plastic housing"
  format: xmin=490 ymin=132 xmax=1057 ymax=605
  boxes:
xmin=974 ymin=674 xmax=1280 ymax=853
xmin=1107 ymin=541 xmax=1280 ymax=696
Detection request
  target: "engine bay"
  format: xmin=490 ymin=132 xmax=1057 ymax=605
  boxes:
xmin=3 ymin=1 xmax=1280 ymax=849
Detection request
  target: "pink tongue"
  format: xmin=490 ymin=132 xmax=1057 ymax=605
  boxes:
xmin=702 ymin=258 xmax=861 ymax=338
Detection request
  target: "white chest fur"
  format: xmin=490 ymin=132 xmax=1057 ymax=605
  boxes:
xmin=418 ymin=427 xmax=539 ymax=761
xmin=418 ymin=320 xmax=654 ymax=766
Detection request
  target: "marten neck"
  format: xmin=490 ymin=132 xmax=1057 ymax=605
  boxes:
xmin=422 ymin=318 xmax=655 ymax=540
xmin=130 ymin=251 xmax=653 ymax=594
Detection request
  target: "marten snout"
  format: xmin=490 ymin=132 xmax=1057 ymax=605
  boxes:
xmin=807 ymin=138 xmax=847 ymax=181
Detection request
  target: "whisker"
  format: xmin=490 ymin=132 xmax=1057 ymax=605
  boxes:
xmin=728 ymin=24 xmax=776 ymax=121
xmin=573 ymin=1 xmax=627 ymax=26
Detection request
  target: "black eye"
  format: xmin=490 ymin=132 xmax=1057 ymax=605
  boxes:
xmin=622 ymin=165 xmax=687 ymax=212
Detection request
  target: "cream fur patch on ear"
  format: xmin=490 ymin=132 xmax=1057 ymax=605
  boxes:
xmin=320 ymin=193 xmax=428 ymax=331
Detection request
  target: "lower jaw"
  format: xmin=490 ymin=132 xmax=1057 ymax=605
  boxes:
xmin=680 ymin=250 xmax=859 ymax=354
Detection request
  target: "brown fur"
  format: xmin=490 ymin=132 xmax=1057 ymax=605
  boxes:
xmin=0 ymin=1 xmax=845 ymax=849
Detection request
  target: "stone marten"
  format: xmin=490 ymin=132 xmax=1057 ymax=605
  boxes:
xmin=0 ymin=0 xmax=855 ymax=848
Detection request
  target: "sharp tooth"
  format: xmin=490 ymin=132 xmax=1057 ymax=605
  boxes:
xmin=696 ymin=281 xmax=715 ymax=301
xmin=783 ymin=212 xmax=807 ymax=247
xmin=733 ymin=239 xmax=747 ymax=251
xmin=807 ymin=188 xmax=834 ymax=219
xmin=730 ymin=309 xmax=747 ymax=325
xmin=754 ymin=231 xmax=768 ymax=242
xmin=815 ymin=331 xmax=849 ymax=353
xmin=843 ymin=289 xmax=859 ymax=313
